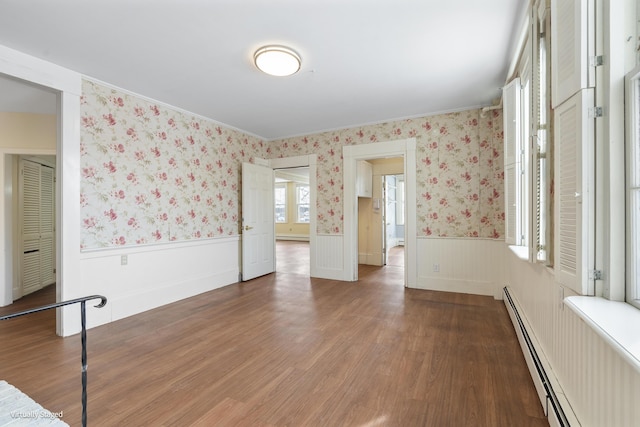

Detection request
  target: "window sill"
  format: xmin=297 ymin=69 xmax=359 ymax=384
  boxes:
xmin=564 ymin=296 xmax=640 ymax=373
xmin=508 ymin=244 xmax=529 ymax=261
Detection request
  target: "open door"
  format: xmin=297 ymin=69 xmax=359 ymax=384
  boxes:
xmin=383 ymin=175 xmax=397 ymax=265
xmin=241 ymin=162 xmax=275 ymax=281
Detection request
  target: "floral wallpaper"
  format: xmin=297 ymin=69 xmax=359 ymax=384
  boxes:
xmin=267 ymin=109 xmax=504 ymax=239
xmin=80 ymin=80 xmax=264 ymax=249
xmin=79 ymin=78 xmax=503 ymax=249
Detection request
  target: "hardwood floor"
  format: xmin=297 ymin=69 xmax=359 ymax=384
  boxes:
xmin=386 ymin=245 xmax=404 ymax=268
xmin=276 ymin=240 xmax=310 ymax=276
xmin=0 ymin=259 xmax=547 ymax=426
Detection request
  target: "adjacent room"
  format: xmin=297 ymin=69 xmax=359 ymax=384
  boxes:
xmin=0 ymin=0 xmax=639 ymax=426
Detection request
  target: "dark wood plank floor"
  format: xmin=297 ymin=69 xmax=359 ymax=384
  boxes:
xmin=0 ymin=255 xmax=547 ymax=426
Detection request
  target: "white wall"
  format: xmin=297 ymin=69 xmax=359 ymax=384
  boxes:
xmin=78 ymin=237 xmax=240 ymax=328
xmin=505 ymin=252 xmax=640 ymax=426
xmin=416 ymin=238 xmax=506 ymax=298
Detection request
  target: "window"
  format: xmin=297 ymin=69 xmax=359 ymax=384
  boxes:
xmin=626 ymin=65 xmax=640 ymax=309
xmin=534 ymin=3 xmax=553 ymax=265
xmin=504 ymin=58 xmax=531 ymax=255
xmin=296 ymin=184 xmax=310 ymax=223
xmin=275 ymin=184 xmax=287 ymax=223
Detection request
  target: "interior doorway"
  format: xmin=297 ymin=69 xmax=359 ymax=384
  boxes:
xmin=357 ymin=158 xmax=404 ymax=271
xmin=343 ymin=138 xmax=417 ymax=285
xmin=0 ymin=74 xmax=58 ymax=310
xmin=382 ymin=173 xmax=405 ymax=267
xmin=274 ymin=167 xmax=311 ymax=276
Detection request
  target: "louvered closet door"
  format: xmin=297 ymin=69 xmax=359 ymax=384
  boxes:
xmin=554 ymin=89 xmax=595 ymax=295
xmin=20 ymin=159 xmax=56 ymax=296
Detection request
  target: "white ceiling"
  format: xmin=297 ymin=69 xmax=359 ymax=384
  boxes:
xmin=0 ymin=0 xmax=527 ymax=140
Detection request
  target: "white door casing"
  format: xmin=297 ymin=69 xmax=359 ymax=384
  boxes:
xmin=343 ymin=138 xmax=417 ymax=285
xmin=241 ymin=162 xmax=275 ymax=281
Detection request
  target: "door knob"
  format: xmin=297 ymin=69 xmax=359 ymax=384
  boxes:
xmin=244 ymin=225 xmax=253 ymax=231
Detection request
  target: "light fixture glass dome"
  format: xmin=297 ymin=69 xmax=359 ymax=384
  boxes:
xmin=254 ymin=45 xmax=301 ymax=77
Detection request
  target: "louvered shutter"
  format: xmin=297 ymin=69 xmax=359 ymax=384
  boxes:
xmin=554 ymin=89 xmax=595 ymax=295
xmin=504 ymin=78 xmax=521 ymax=245
xmin=551 ymin=0 xmax=594 ymax=108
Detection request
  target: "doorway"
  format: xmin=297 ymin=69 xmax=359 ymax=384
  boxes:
xmin=343 ymin=138 xmax=417 ymax=286
xmin=356 ymin=159 xmax=404 ymax=271
xmin=0 ymin=74 xmax=58 ymax=310
xmin=1 ymin=45 xmax=83 ymax=336
xmin=274 ymin=167 xmax=310 ymax=276
xmin=383 ymin=173 xmax=405 ymax=267
xmin=269 ymin=155 xmax=317 ymax=278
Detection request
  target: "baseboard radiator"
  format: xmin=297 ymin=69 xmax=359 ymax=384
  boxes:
xmin=503 ymin=286 xmax=576 ymax=427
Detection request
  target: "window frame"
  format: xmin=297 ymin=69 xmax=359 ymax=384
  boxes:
xmin=625 ymin=64 xmax=640 ymax=309
xmin=295 ymin=183 xmax=310 ymax=224
xmin=533 ymin=2 xmax=553 ymax=266
xmin=504 ymin=40 xmax=532 ymax=259
xmin=274 ymin=183 xmax=287 ymax=224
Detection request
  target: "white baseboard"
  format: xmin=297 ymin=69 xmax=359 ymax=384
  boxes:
xmin=412 ymin=276 xmax=498 ymax=297
xmin=110 ymin=268 xmax=238 ymax=322
xmin=276 ymin=234 xmax=310 ymax=241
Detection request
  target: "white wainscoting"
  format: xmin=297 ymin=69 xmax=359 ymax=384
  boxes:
xmin=69 ymin=236 xmax=240 ymax=333
xmin=313 ymin=234 xmax=345 ymax=280
xmin=414 ymin=238 xmax=506 ymax=298
xmin=505 ymin=249 xmax=640 ymax=427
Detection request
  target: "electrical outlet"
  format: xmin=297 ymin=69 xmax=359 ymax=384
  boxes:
xmin=121 ymin=255 xmax=128 ymax=266
xmin=433 ymin=263 xmax=439 ymax=272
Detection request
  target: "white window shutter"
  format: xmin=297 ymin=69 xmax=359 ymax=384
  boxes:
xmin=551 ymin=0 xmax=594 ymax=108
xmin=554 ymin=89 xmax=595 ymax=295
xmin=503 ymin=78 xmax=521 ymax=245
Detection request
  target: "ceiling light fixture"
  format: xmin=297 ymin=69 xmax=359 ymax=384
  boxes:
xmin=254 ymin=45 xmax=301 ymax=77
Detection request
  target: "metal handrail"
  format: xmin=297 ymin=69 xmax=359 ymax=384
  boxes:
xmin=0 ymin=295 xmax=107 ymax=427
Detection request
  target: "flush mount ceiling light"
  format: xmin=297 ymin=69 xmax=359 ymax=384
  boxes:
xmin=254 ymin=45 xmax=301 ymax=77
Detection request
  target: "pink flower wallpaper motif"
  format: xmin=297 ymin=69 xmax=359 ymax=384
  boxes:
xmin=268 ymin=109 xmax=504 ymax=239
xmin=80 ymin=78 xmax=503 ymax=249
xmin=80 ymin=80 xmax=262 ymax=249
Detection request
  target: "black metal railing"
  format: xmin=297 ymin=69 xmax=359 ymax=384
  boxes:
xmin=0 ymin=295 xmax=107 ymax=427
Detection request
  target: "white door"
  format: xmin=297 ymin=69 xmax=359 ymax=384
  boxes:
xmin=242 ymin=162 xmax=275 ymax=281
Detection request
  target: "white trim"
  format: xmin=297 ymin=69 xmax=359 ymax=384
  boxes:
xmin=266 ymin=105 xmax=490 ymax=142
xmin=343 ymin=138 xmax=416 ymax=286
xmin=0 ymin=44 xmax=82 ymax=336
xmin=275 ymin=234 xmax=309 ymax=242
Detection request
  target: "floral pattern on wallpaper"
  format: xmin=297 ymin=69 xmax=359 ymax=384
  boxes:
xmin=80 ymin=80 xmax=263 ymax=249
xmin=267 ymin=109 xmax=504 ymax=239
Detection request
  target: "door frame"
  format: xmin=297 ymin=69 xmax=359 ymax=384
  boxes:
xmin=0 ymin=44 xmax=82 ymax=336
xmin=270 ymin=154 xmax=317 ymax=277
xmin=343 ymin=138 xmax=416 ymax=286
